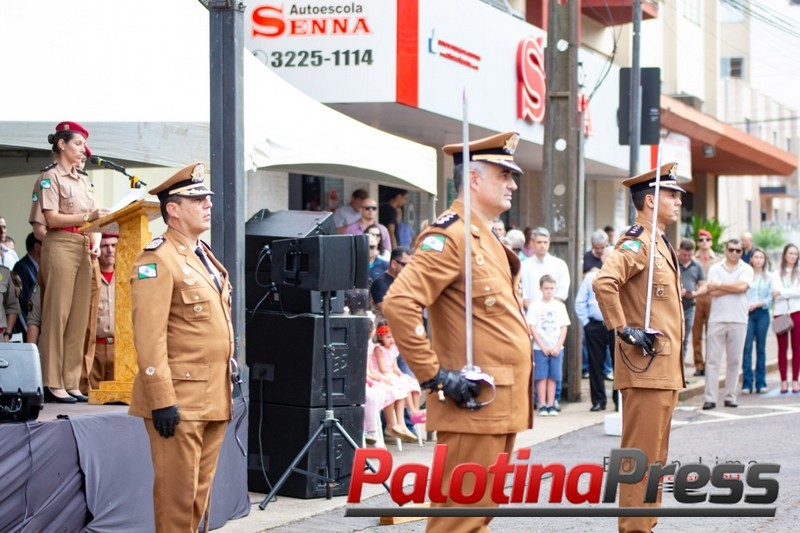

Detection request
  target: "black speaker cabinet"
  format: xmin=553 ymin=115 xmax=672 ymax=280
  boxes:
xmin=244 ymin=271 xmax=344 ymax=315
xmin=271 ymin=235 xmax=369 ymax=292
xmin=247 ymin=403 xmax=364 ymax=498
xmin=0 ymin=343 xmax=44 ymax=423
xmin=246 ymin=312 xmax=368 ymax=407
xmin=245 ymin=209 xmax=335 ymax=272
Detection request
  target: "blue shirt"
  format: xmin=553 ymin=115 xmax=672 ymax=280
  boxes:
xmin=369 ymin=257 xmax=389 ymax=281
xmin=747 ymin=271 xmax=773 ymax=311
xmin=575 ymin=270 xmax=604 ymax=326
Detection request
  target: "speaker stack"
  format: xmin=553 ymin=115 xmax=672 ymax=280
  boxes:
xmin=0 ymin=343 xmax=44 ymax=423
xmin=244 ymin=210 xmax=370 ymax=499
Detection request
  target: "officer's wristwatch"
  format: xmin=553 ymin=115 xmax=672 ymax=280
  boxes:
xmin=83 ymin=213 xmax=90 ymax=223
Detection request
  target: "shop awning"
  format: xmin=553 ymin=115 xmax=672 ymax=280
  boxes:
xmin=0 ymin=0 xmax=436 ymax=194
xmin=660 ymin=95 xmax=797 ymax=176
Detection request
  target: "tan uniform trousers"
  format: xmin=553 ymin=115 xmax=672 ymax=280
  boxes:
xmin=89 ymin=342 xmax=114 ymax=390
xmin=40 ymin=231 xmax=92 ymax=390
xmin=691 ymin=294 xmax=711 ymax=370
xmin=427 ymin=431 xmax=516 ymax=533
xmin=81 ymin=258 xmax=101 ymax=393
xmin=618 ymin=388 xmax=679 ymax=533
xmin=145 ymin=418 xmax=228 ymax=533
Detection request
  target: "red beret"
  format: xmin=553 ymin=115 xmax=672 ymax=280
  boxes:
xmin=54 ymin=121 xmax=89 ymax=139
xmin=698 ymin=229 xmax=712 ymax=239
xmin=83 ymin=144 xmax=92 ymax=159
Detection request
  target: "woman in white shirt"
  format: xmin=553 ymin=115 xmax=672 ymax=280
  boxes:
xmin=771 ymin=244 xmax=800 ymax=393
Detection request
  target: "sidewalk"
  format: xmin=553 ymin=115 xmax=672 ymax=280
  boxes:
xmin=219 ymin=329 xmax=782 ymax=532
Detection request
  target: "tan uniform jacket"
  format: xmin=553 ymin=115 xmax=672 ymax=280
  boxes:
xmin=96 ymin=272 xmax=115 ymax=338
xmin=128 ymin=228 xmax=233 ymax=421
xmin=383 ymin=200 xmax=533 ymax=434
xmin=39 ymin=165 xmax=97 ymax=222
xmin=0 ymin=266 xmax=21 ymax=330
xmin=593 ymin=214 xmax=685 ymax=390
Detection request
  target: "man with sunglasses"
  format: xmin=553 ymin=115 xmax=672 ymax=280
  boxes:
xmin=702 ymin=238 xmax=753 ymax=410
xmin=343 ymin=198 xmax=391 ymax=256
xmin=692 ymin=229 xmax=721 ymax=376
xmin=370 ymin=246 xmax=411 ymax=313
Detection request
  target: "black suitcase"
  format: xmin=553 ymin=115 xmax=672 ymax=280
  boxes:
xmin=0 ymin=343 xmax=44 ymax=422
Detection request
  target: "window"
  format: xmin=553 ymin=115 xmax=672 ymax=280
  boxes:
xmin=721 ymin=57 xmax=744 ymax=79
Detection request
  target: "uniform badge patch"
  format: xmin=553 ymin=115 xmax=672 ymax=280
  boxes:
xmin=32 ymin=192 xmax=39 ymax=203
xmin=40 ymin=178 xmax=51 ymax=189
xmin=421 ymin=235 xmax=446 ymax=252
xmin=621 ymin=240 xmax=642 ymax=254
xmin=138 ymin=264 xmax=158 ymax=279
xmin=431 ymin=212 xmax=459 ymax=229
xmin=144 ymin=237 xmax=165 ymax=251
xmin=626 ymin=224 xmax=643 ymax=237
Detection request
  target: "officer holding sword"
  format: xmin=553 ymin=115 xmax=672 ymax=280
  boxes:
xmin=384 ymin=131 xmax=532 ymax=533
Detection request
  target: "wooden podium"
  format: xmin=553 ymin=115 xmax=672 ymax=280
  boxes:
xmin=81 ymin=199 xmax=161 ymax=404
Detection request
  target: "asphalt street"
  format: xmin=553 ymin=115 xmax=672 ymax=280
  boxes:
xmin=276 ymin=384 xmax=800 ymax=533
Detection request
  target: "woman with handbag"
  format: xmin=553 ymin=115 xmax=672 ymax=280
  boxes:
xmin=743 ymin=248 xmax=772 ymax=394
xmin=772 ymin=243 xmax=800 ymax=394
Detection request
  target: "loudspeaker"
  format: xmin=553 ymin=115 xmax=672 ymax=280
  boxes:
xmin=247 ymin=403 xmax=363 ymax=498
xmin=244 ymin=272 xmax=344 ymax=315
xmin=245 ymin=209 xmax=335 ymax=271
xmin=247 ymin=312 xmax=368 ymax=407
xmin=270 ymin=235 xmax=369 ymax=292
xmin=0 ymin=343 xmax=44 ymax=423
xmin=618 ymin=67 xmax=661 ymax=146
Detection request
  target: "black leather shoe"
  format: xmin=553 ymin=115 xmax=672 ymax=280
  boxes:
xmin=694 ymin=369 xmax=705 ymax=377
xmin=702 ymin=402 xmax=716 ymax=410
xmin=45 ymin=388 xmax=78 ymax=404
xmin=724 ymin=401 xmax=738 ymax=408
xmin=67 ymin=390 xmax=89 ymax=403
xmin=590 ymin=403 xmax=606 ymax=412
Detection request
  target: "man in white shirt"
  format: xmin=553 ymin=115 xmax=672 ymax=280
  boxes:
xmin=0 ymin=216 xmax=20 ymax=269
xmin=703 ymin=238 xmax=753 ymax=410
xmin=334 ymin=188 xmax=368 ymax=232
xmin=520 ymin=226 xmax=571 ymax=309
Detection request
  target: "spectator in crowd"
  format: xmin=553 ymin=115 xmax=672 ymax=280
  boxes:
xmin=604 ymin=225 xmax=616 ymax=246
xmin=772 ymin=243 xmax=800 ymax=394
xmin=11 ymin=232 xmax=41 ymax=340
xmin=334 ymin=188 xmax=368 ymax=233
xmin=395 ymin=206 xmax=415 ymax=248
xmin=372 ymin=321 xmax=425 ymax=421
xmin=741 ymin=231 xmax=754 ymax=264
xmin=26 ymin=285 xmax=42 ymax=344
xmin=528 ymin=274 xmax=570 ymax=416
xmin=583 ymin=229 xmax=609 ymax=273
xmin=362 ymin=316 xmax=388 ymax=447
xmin=379 ymin=187 xmax=408 ymax=248
xmin=521 ymin=226 xmax=536 ymax=258
xmin=505 ymin=228 xmax=526 ymax=259
xmin=492 ymin=218 xmax=506 ymax=238
xmin=692 ymin=229 xmax=721 ymax=377
xmin=576 ymin=246 xmax=617 ymax=411
xmin=88 ymin=232 xmax=118 ymax=389
xmin=343 ymin=198 xmax=391 ymax=256
xmin=520 ymin=226 xmax=571 ymax=309
xmin=38 ymin=122 xmax=108 ymax=403
xmin=0 ymin=263 xmax=20 ymax=342
xmin=0 ymin=216 xmax=19 ymax=269
xmin=370 ymin=246 xmax=411 ymax=313
xmin=364 ymin=224 xmax=388 ymax=261
xmin=367 ymin=233 xmax=389 ymax=281
xmin=678 ymin=238 xmax=706 ymax=365
xmin=702 ymin=239 xmax=752 ymax=410
xmin=742 ymin=247 xmax=772 ymax=394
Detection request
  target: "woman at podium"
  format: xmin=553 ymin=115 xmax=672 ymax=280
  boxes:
xmin=36 ymin=121 xmax=108 ymax=403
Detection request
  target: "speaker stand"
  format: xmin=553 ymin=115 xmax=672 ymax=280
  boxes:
xmin=258 ymin=291 xmax=388 ymax=508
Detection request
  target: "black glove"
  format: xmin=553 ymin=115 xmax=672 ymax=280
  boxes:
xmin=152 ymin=405 xmax=180 ymax=438
xmin=421 ymin=368 xmax=481 ymax=408
xmin=619 ymin=326 xmax=655 ymax=355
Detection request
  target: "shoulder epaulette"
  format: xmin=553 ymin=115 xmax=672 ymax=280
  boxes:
xmin=431 ymin=212 xmax=459 ymax=229
xmin=626 ymin=224 xmax=644 ymax=237
xmin=40 ymin=162 xmax=56 ymax=172
xmin=144 ymin=236 xmax=166 ymax=251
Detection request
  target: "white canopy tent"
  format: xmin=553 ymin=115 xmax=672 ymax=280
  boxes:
xmin=0 ymin=0 xmax=436 ymax=194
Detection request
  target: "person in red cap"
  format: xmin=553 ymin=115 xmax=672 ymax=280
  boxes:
xmin=36 ymin=121 xmax=109 ymax=403
xmin=85 ymin=232 xmax=118 ymax=389
xmin=692 ymin=228 xmax=721 ymax=376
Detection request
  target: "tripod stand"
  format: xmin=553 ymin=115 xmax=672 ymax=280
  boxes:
xmin=259 ymin=291 xmax=388 ymax=509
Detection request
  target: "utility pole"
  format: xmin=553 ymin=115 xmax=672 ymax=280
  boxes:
xmin=542 ymin=0 xmax=583 ymax=402
xmin=207 ymin=0 xmax=247 ymax=366
xmin=628 ymin=0 xmax=643 ymax=224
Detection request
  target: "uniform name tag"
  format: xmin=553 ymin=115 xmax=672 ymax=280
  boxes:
xmin=138 ymin=264 xmax=158 ymax=279
xmin=421 ymin=235 xmax=446 ymax=252
xmin=621 ymin=240 xmax=641 ymax=254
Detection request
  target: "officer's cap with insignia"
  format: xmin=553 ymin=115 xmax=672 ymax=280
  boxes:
xmin=623 ymin=162 xmax=685 ymax=194
xmin=442 ymin=131 xmax=523 ymax=174
xmin=149 ymin=162 xmax=214 ymax=203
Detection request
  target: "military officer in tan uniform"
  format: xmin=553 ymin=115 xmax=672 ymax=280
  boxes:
xmin=384 ymin=132 xmax=532 ymax=533
xmin=129 ymin=163 xmax=233 ymax=533
xmin=1 ymin=265 xmax=20 ymax=342
xmin=88 ymin=232 xmax=118 ymax=389
xmin=593 ymin=163 xmax=686 ymax=533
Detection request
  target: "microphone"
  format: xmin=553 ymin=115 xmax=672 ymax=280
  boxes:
xmin=90 ymin=155 xmax=127 ymax=174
